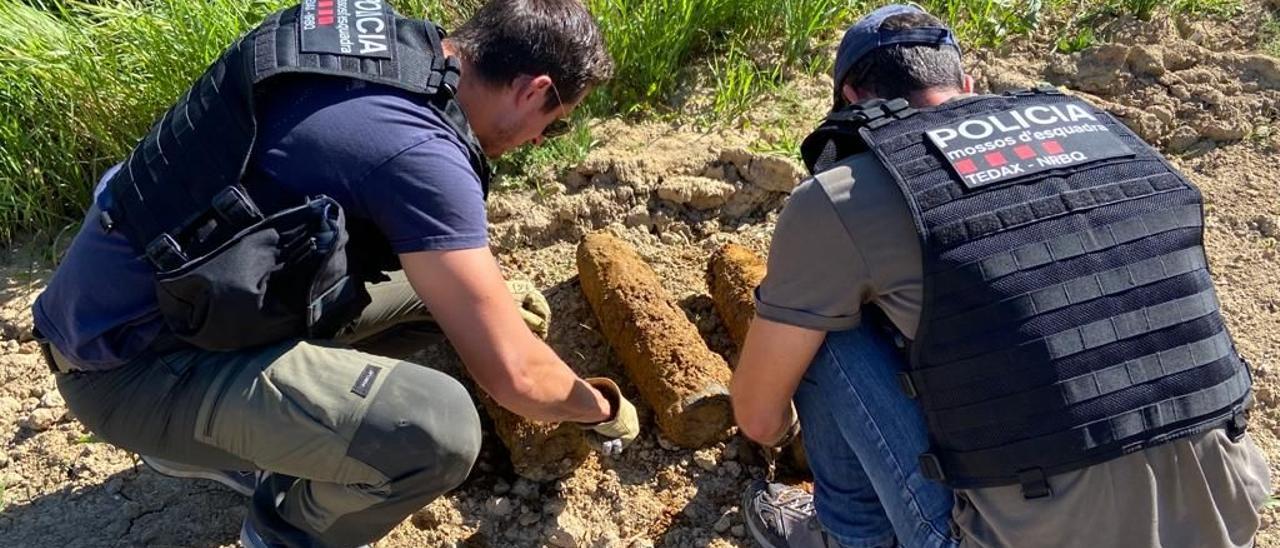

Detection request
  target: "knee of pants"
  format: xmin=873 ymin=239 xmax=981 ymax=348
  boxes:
xmin=349 ymin=363 xmax=482 ymax=493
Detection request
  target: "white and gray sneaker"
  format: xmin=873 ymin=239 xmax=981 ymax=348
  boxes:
xmin=141 ymin=455 xmax=262 ymax=497
xmin=742 ymin=480 xmax=837 ymax=548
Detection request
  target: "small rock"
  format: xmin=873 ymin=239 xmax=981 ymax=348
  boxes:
xmin=731 ymin=525 xmax=746 ymax=537
xmin=723 ymin=462 xmax=742 ymax=478
xmin=547 ymin=527 xmax=579 ymax=547
xmin=591 ymin=531 xmax=622 ymax=548
xmin=1073 ymin=45 xmax=1132 ymax=95
xmin=1127 ymin=45 xmax=1165 ymax=77
xmin=693 ymin=449 xmax=718 ymax=472
xmin=0 ymin=397 xmax=19 ymax=418
xmin=744 ymin=155 xmax=806 ymax=193
xmin=656 ymin=176 xmax=736 ymax=210
xmin=21 ymin=408 xmax=61 ymax=431
xmin=511 ymin=478 xmax=538 ymax=499
xmin=0 ymin=472 xmax=21 ymax=488
xmin=623 ymin=205 xmax=651 ymax=228
xmin=493 ymin=481 xmax=511 ymax=495
xmin=630 ymin=540 xmax=655 ymax=548
xmin=519 ymin=511 xmax=541 ymax=526
xmin=722 ymin=441 xmax=739 ymax=461
xmin=39 ymin=390 xmax=64 ymax=409
xmin=486 ymin=496 xmax=516 ymax=517
xmin=1253 ymin=216 xmax=1279 ymax=239
xmin=0 ymin=452 xmax=8 ymax=468
xmin=1166 ymin=125 xmax=1202 ymax=153
xmin=657 ymin=435 xmax=679 ymax=451
xmin=713 ymin=515 xmax=732 ymax=534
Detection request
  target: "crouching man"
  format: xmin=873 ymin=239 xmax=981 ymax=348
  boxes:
xmin=731 ymin=5 xmax=1271 ymax=548
xmin=33 ymin=1 xmax=638 ymax=546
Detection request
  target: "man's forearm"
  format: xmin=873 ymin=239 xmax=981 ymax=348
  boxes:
xmin=487 ymin=342 xmax=611 ymax=423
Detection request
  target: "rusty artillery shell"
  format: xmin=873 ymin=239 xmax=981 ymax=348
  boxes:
xmin=476 ymin=391 xmax=590 ymax=481
xmin=707 ymin=243 xmax=811 ymax=475
xmin=576 ymin=233 xmax=734 ymax=448
xmin=707 ymin=244 xmax=767 ymax=350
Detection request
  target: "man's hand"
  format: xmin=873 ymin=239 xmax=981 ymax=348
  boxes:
xmin=505 ymin=279 xmax=551 ymax=338
xmin=579 ymin=377 xmax=640 ymax=456
xmin=731 ymin=317 xmax=825 ymax=445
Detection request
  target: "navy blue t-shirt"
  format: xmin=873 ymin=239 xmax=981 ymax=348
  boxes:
xmin=33 ymin=78 xmax=489 ymax=370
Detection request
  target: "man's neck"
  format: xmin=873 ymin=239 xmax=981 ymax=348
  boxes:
xmin=907 ymin=87 xmax=969 ymax=109
xmin=442 ymin=40 xmax=492 ymax=134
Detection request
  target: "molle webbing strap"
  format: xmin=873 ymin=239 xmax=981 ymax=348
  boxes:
xmin=931 ymin=206 xmax=1204 ymax=299
xmin=800 ymin=98 xmax=913 ymax=174
xmin=932 ymin=328 xmax=1236 ymax=432
xmin=929 ymin=247 xmax=1209 ymax=346
xmin=929 ymin=172 xmax=1185 ymax=248
xmin=911 ymin=287 xmax=1222 ymax=393
xmin=110 ymin=35 xmax=257 ymax=253
xmin=926 ymin=367 xmax=1250 ymax=487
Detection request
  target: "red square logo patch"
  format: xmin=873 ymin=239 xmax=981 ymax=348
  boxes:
xmin=1014 ymin=145 xmax=1036 ymax=160
xmin=954 ymin=158 xmax=977 ymax=175
xmin=1042 ymin=140 xmax=1064 ymax=155
xmin=984 ymin=152 xmax=1007 ymax=167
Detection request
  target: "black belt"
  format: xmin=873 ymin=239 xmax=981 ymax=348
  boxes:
xmin=32 ymin=327 xmax=66 ymax=374
xmin=33 ymin=327 xmax=191 ymax=375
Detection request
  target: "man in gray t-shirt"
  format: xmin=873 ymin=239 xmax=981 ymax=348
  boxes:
xmin=732 ymin=6 xmax=1270 ymax=548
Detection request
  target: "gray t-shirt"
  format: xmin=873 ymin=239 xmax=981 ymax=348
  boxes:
xmin=756 ymin=151 xmax=1272 ymax=547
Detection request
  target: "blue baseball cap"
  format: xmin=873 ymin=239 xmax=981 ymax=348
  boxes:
xmin=833 ymin=4 xmax=960 ymax=107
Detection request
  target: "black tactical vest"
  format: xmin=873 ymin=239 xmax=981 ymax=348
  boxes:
xmin=801 ymin=87 xmax=1251 ymax=497
xmin=97 ymin=1 xmax=490 ymax=351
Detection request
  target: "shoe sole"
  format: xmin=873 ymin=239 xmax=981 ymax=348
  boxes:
xmin=142 ymin=456 xmax=255 ymax=497
xmin=741 ymin=481 xmax=785 ymax=548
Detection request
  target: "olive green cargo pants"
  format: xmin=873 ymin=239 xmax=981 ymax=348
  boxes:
xmin=54 ymin=273 xmax=482 ymax=548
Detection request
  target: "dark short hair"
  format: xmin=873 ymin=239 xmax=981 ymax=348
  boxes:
xmin=449 ymin=0 xmax=613 ymax=110
xmin=841 ymin=13 xmax=964 ymax=105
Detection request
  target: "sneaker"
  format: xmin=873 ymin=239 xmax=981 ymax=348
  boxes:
xmin=141 ymin=455 xmax=261 ymax=497
xmin=239 ymin=518 xmax=280 ymax=548
xmin=239 ymin=517 xmax=369 ymax=548
xmin=742 ymin=480 xmax=836 ymax=548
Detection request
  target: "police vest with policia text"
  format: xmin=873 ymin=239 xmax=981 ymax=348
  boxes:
xmin=95 ymin=1 xmax=490 ymax=352
xmin=801 ymin=87 xmax=1252 ymax=499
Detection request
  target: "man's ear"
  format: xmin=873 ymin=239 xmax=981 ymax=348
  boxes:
xmin=961 ymin=74 xmax=975 ymax=94
xmin=514 ymin=74 xmax=554 ymax=110
xmin=841 ymin=83 xmax=862 ymax=106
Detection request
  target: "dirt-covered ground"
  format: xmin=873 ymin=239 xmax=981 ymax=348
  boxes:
xmin=2 ymin=7 xmax=1279 ymax=547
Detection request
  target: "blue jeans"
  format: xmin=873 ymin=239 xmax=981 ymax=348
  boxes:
xmin=794 ymin=323 xmax=957 ymax=548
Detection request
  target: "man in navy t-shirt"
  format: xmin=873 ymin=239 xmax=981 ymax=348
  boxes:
xmin=33 ymin=1 xmax=640 ymax=546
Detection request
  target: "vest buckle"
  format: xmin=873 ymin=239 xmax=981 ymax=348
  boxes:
xmin=145 ymin=233 xmax=188 ymax=271
xmin=1227 ymin=410 xmax=1248 ymax=442
xmin=1017 ymin=468 xmax=1052 ymax=500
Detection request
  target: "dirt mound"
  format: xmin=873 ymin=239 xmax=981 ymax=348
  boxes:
xmin=971 ymin=14 xmax=1280 ymax=155
xmin=488 ymin=120 xmax=804 ymax=253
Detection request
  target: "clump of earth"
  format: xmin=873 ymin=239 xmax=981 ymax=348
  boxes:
xmin=1 ymin=5 xmax=1278 ymax=547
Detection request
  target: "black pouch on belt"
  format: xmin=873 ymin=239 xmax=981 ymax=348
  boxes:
xmin=153 ymin=195 xmax=370 ymax=351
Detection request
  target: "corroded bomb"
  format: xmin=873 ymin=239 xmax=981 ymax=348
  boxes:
xmin=577 ymin=233 xmax=734 ymax=448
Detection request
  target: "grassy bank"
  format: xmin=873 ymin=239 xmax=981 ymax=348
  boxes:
xmin=0 ymin=0 xmax=1199 ymax=240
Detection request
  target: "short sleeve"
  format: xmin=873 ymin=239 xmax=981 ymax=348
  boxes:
xmin=357 ymin=138 xmax=489 ymax=254
xmin=754 ymin=179 xmax=871 ymax=331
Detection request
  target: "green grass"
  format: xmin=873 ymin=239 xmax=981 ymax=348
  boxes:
xmin=1056 ymin=26 xmax=1095 ymax=53
xmin=1264 ymin=16 xmax=1280 ymax=58
xmin=0 ymin=0 xmax=1052 ymax=240
xmin=922 ymin=0 xmax=1045 ymax=47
